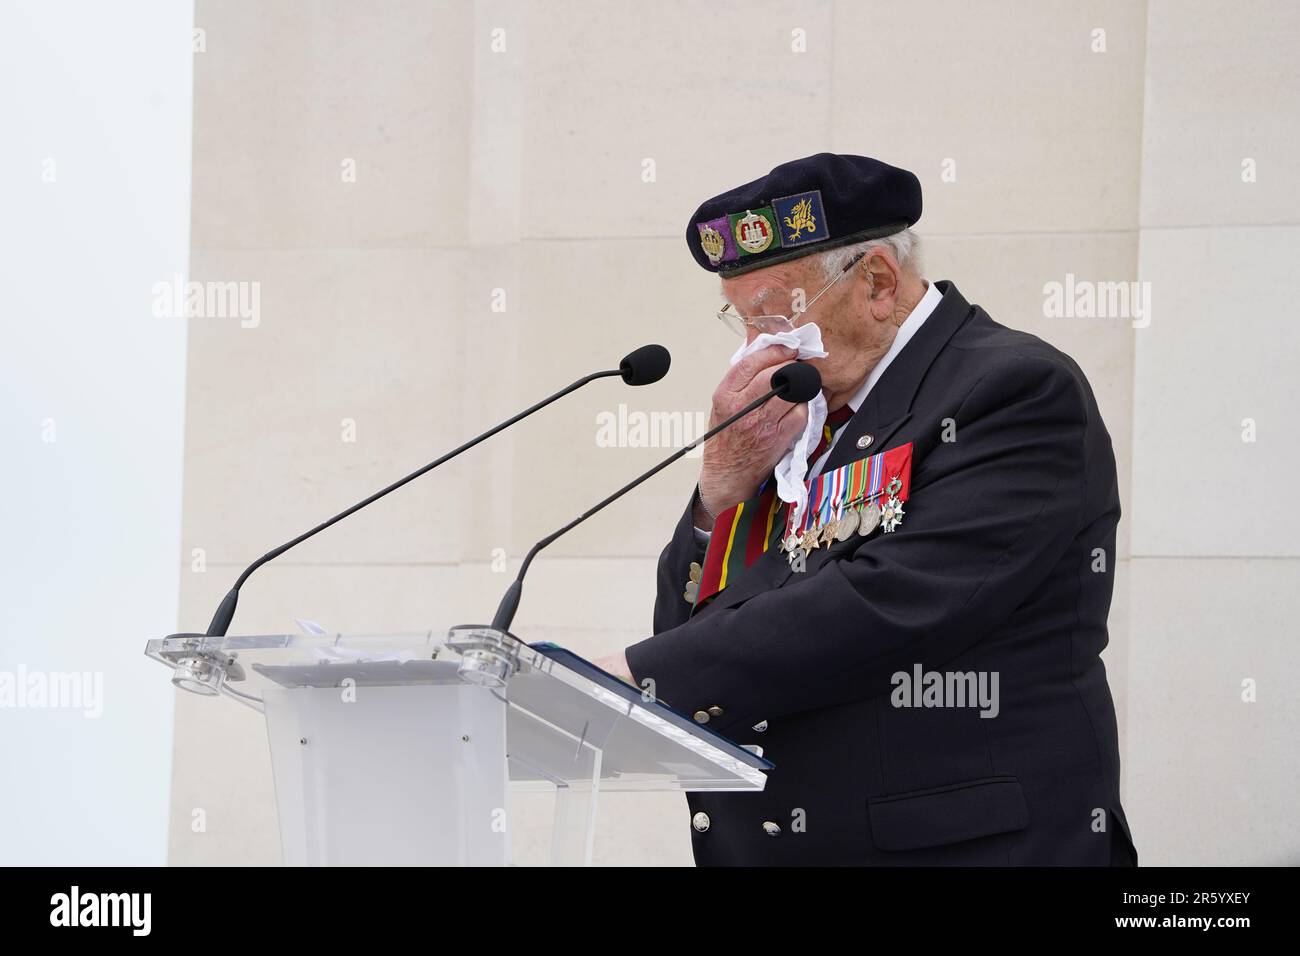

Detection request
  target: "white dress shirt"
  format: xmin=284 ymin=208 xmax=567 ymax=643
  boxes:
xmin=695 ymin=279 xmax=943 ymax=545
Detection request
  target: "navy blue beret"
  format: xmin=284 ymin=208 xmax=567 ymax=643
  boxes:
xmin=686 ymin=152 xmax=922 ymax=276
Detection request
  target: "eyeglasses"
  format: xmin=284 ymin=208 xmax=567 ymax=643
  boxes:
xmin=716 ymin=252 xmax=867 ymax=337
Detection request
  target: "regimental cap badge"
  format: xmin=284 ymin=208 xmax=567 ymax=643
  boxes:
xmin=730 ymin=207 xmax=781 ymax=256
xmin=697 ymin=223 xmax=726 ymax=266
xmin=695 ymin=215 xmax=736 ymax=266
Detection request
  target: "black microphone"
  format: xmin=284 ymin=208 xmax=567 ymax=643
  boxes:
xmin=489 ymin=361 xmax=822 ymax=632
xmin=199 ymin=344 xmax=672 ymax=638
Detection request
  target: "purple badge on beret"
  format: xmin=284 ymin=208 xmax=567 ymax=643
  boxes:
xmin=696 ymin=216 xmax=737 ymax=266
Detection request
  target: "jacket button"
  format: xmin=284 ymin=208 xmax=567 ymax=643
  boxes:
xmin=693 ymin=710 xmax=710 ymax=724
xmin=707 ymin=705 xmax=724 ymax=718
xmin=761 ymin=821 xmax=782 ymax=837
xmin=752 ymin=720 xmax=768 ymax=732
xmin=692 ymin=812 xmax=711 ymax=833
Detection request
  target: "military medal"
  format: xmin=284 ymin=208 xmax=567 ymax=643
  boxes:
xmin=835 ymin=457 xmax=867 ymax=541
xmin=683 ymin=561 xmax=702 ymax=603
xmin=813 ymin=469 xmax=836 ymax=546
xmin=834 ymin=505 xmax=859 ymax=540
xmin=881 ymin=495 xmax=905 ymax=532
xmin=825 ymin=467 xmax=848 ymax=542
xmin=801 ymin=474 xmax=827 ymax=551
xmin=858 ymin=502 xmax=882 ymax=536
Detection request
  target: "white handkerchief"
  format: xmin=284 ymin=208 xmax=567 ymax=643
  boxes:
xmin=728 ymin=324 xmax=828 ymax=531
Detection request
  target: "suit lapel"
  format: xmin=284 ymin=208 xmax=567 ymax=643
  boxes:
xmin=693 ymin=280 xmax=975 ymax=619
xmin=822 ymin=411 xmax=913 ymax=475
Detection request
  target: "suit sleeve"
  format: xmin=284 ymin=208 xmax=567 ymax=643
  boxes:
xmin=625 ymin=356 xmax=1090 ymax=739
xmin=651 ymin=489 xmax=708 ymax=635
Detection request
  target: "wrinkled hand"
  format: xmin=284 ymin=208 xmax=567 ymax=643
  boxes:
xmin=697 ymin=344 xmax=809 ymax=527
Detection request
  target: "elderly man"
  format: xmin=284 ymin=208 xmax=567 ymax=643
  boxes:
xmin=597 ymin=153 xmax=1136 ymax=866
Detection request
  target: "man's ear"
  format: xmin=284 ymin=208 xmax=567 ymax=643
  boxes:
xmin=863 ymin=251 xmax=899 ymax=320
xmin=864 ymin=251 xmax=899 ymax=300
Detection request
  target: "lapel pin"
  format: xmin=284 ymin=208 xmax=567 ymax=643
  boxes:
xmin=856 ymin=434 xmax=874 ymax=449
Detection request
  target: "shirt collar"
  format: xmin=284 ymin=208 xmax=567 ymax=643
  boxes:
xmin=844 ymin=278 xmax=944 ymax=413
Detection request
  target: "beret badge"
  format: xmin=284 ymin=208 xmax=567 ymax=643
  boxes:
xmin=731 ymin=207 xmax=780 ymax=256
xmin=773 ymin=190 xmax=826 ymax=246
xmin=697 ymin=222 xmax=726 ymax=266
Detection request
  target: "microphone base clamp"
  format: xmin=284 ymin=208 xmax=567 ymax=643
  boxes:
xmin=445 ymin=625 xmax=521 ymax=690
xmin=158 ymin=634 xmax=247 ymax=697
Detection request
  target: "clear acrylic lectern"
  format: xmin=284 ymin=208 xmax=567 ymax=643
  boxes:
xmin=145 ymin=626 xmax=770 ymax=866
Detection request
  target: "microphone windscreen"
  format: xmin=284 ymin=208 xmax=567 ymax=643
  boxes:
xmin=771 ymin=361 xmax=823 ymax=403
xmin=620 ymin=344 xmax=672 ymax=385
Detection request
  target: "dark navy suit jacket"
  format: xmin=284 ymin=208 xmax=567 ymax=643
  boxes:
xmin=626 ymin=280 xmax=1137 ymax=866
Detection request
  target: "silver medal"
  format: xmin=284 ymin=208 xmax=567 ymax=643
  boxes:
xmin=857 ymin=502 xmax=882 ymax=536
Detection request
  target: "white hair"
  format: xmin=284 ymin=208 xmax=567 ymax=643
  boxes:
xmin=717 ymin=227 xmax=923 ymax=308
xmin=810 ymin=227 xmax=922 ymax=283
